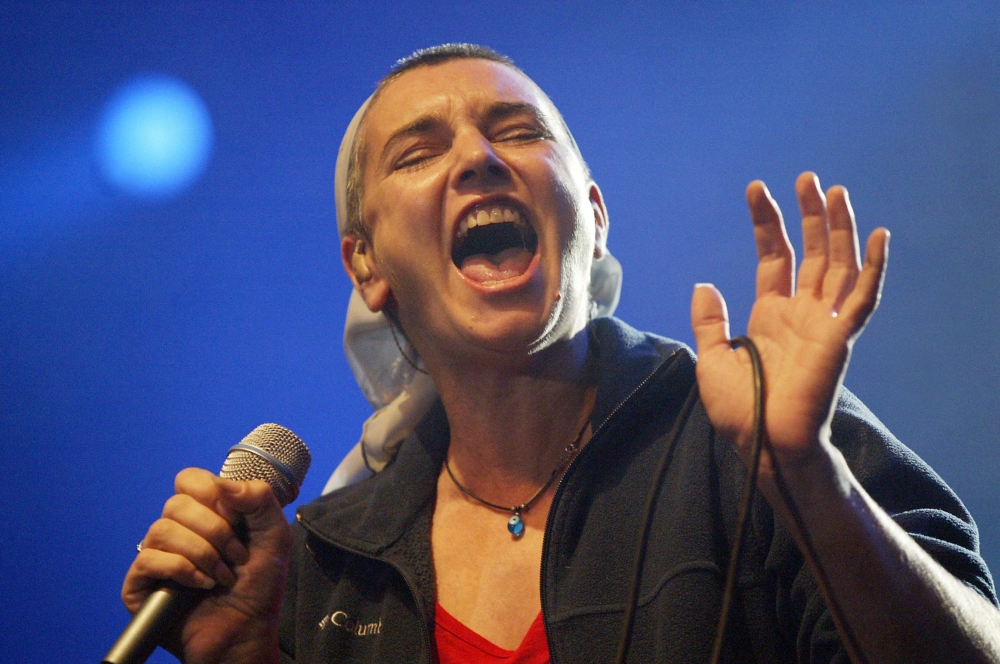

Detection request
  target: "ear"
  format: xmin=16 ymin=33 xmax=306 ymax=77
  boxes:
xmin=588 ymin=182 xmax=610 ymax=259
xmin=341 ymin=235 xmax=391 ymax=312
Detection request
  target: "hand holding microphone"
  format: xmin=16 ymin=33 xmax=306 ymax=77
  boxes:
xmin=108 ymin=424 xmax=311 ymax=664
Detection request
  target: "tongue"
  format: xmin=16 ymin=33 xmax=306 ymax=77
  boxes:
xmin=459 ymin=247 xmax=534 ymax=283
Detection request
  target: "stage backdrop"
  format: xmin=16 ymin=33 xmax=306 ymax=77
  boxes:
xmin=2 ymin=3 xmax=998 ymax=661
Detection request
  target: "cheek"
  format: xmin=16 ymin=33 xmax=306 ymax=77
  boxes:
xmin=366 ymin=175 xmax=450 ymax=296
xmin=367 ymin=171 xmax=448 ymax=251
xmin=526 ymin=154 xmax=594 ymax=297
xmin=370 ymin=175 xmax=437 ymax=229
xmin=526 ymin=154 xmax=591 ymax=255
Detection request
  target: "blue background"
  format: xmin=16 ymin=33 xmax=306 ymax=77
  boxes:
xmin=2 ymin=3 xmax=998 ymax=661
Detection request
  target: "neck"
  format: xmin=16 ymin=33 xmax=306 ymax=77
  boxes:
xmin=427 ymin=326 xmax=597 ymax=500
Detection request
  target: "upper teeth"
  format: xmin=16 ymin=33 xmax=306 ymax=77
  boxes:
xmin=458 ymin=205 xmax=525 ymax=237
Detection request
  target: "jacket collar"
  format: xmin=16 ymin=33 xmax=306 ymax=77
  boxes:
xmin=296 ymin=317 xmax=691 ymax=555
xmin=587 ymin=317 xmax=688 ymax=433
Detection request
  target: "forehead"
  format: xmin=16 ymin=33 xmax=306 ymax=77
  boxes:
xmin=362 ymin=59 xmax=557 ymax=146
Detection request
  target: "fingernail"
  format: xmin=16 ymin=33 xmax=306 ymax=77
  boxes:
xmin=214 ymin=560 xmax=237 ymax=588
xmin=694 ymin=283 xmax=714 ymax=290
xmin=195 ymin=572 xmax=217 ymax=590
xmin=225 ymin=538 xmax=250 ymax=566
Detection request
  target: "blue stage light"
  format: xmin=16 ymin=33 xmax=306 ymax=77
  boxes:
xmin=96 ymin=75 xmax=213 ymax=198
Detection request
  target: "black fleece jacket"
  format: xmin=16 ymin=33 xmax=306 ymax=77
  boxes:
xmin=280 ymin=318 xmax=997 ymax=663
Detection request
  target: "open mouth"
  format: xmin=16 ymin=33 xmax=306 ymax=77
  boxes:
xmin=451 ymin=203 xmax=539 ymax=284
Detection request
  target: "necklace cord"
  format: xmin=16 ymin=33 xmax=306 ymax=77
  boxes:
xmin=444 ymin=416 xmax=590 ymax=516
xmin=388 ymin=318 xmax=429 ymax=376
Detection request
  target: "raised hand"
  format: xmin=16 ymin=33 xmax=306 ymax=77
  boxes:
xmin=122 ymin=469 xmax=291 ymax=664
xmin=691 ymin=172 xmax=889 ymax=477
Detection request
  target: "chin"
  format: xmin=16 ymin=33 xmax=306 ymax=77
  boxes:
xmin=458 ymin=296 xmax=586 ymax=360
xmin=465 ymin=311 xmax=552 ymax=353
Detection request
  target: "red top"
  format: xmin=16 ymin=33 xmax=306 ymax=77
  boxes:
xmin=435 ymin=603 xmax=551 ymax=664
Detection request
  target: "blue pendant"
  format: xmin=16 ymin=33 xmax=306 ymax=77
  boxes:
xmin=507 ymin=513 xmax=525 ymax=538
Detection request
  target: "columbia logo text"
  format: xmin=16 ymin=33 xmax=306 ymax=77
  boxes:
xmin=319 ymin=611 xmax=383 ymax=637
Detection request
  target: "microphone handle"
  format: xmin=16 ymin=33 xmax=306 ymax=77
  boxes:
xmin=101 ymin=422 xmax=309 ymax=663
xmin=102 ymin=582 xmax=205 ymax=664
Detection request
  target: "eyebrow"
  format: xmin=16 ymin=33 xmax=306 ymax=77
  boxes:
xmin=379 ymin=114 xmax=448 ymax=166
xmin=377 ymin=101 xmax=552 ymax=166
xmin=481 ymin=101 xmax=549 ymax=129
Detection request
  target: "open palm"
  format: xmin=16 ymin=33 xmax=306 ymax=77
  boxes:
xmin=692 ymin=172 xmax=889 ymax=476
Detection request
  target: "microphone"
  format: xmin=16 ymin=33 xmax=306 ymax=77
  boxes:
xmin=102 ymin=424 xmax=312 ymax=664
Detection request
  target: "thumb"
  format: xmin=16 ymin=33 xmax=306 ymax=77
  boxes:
xmin=218 ymin=478 xmax=288 ymax=536
xmin=691 ymin=283 xmax=732 ymax=357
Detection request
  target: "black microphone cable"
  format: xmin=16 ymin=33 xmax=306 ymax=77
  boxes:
xmin=613 ymin=336 xmax=868 ymax=664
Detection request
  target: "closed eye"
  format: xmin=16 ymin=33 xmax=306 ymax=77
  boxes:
xmin=482 ymin=101 xmax=555 ymax=146
xmin=393 ymin=144 xmax=446 ymax=170
xmin=492 ymin=125 xmax=548 ymax=143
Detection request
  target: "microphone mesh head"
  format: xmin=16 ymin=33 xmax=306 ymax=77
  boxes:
xmin=219 ymin=424 xmax=312 ymax=507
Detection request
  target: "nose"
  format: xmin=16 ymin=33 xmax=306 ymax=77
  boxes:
xmin=451 ymin=130 xmax=512 ymax=190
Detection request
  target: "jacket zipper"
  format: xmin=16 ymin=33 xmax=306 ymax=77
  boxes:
xmin=538 ymin=348 xmax=682 ymax=664
xmin=299 ymin=344 xmax=686 ymax=664
xmin=296 ymin=514 xmax=433 ymax=664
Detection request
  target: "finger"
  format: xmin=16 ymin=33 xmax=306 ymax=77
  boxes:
xmin=162 ymin=492 xmax=249 ymax=567
xmin=747 ymin=181 xmax=795 ymax=298
xmin=217 ymin=479 xmax=287 ymax=542
xmin=174 ymin=467 xmax=229 ymax=511
xmin=691 ymin=283 xmax=732 ymax=356
xmin=144 ymin=517 xmax=237 ymax=588
xmin=123 ymin=549 xmax=217 ymax=613
xmin=795 ymin=172 xmax=830 ymax=297
xmin=131 ymin=548 xmax=218 ymax=590
xmin=839 ymin=228 xmax=889 ymax=336
xmin=174 ymin=469 xmax=285 ymax=553
xmin=823 ymin=185 xmax=862 ymax=310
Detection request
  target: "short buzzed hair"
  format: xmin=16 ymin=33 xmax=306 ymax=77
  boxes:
xmin=343 ymin=44 xmax=591 ymax=243
xmin=387 ymin=43 xmax=516 ymax=84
